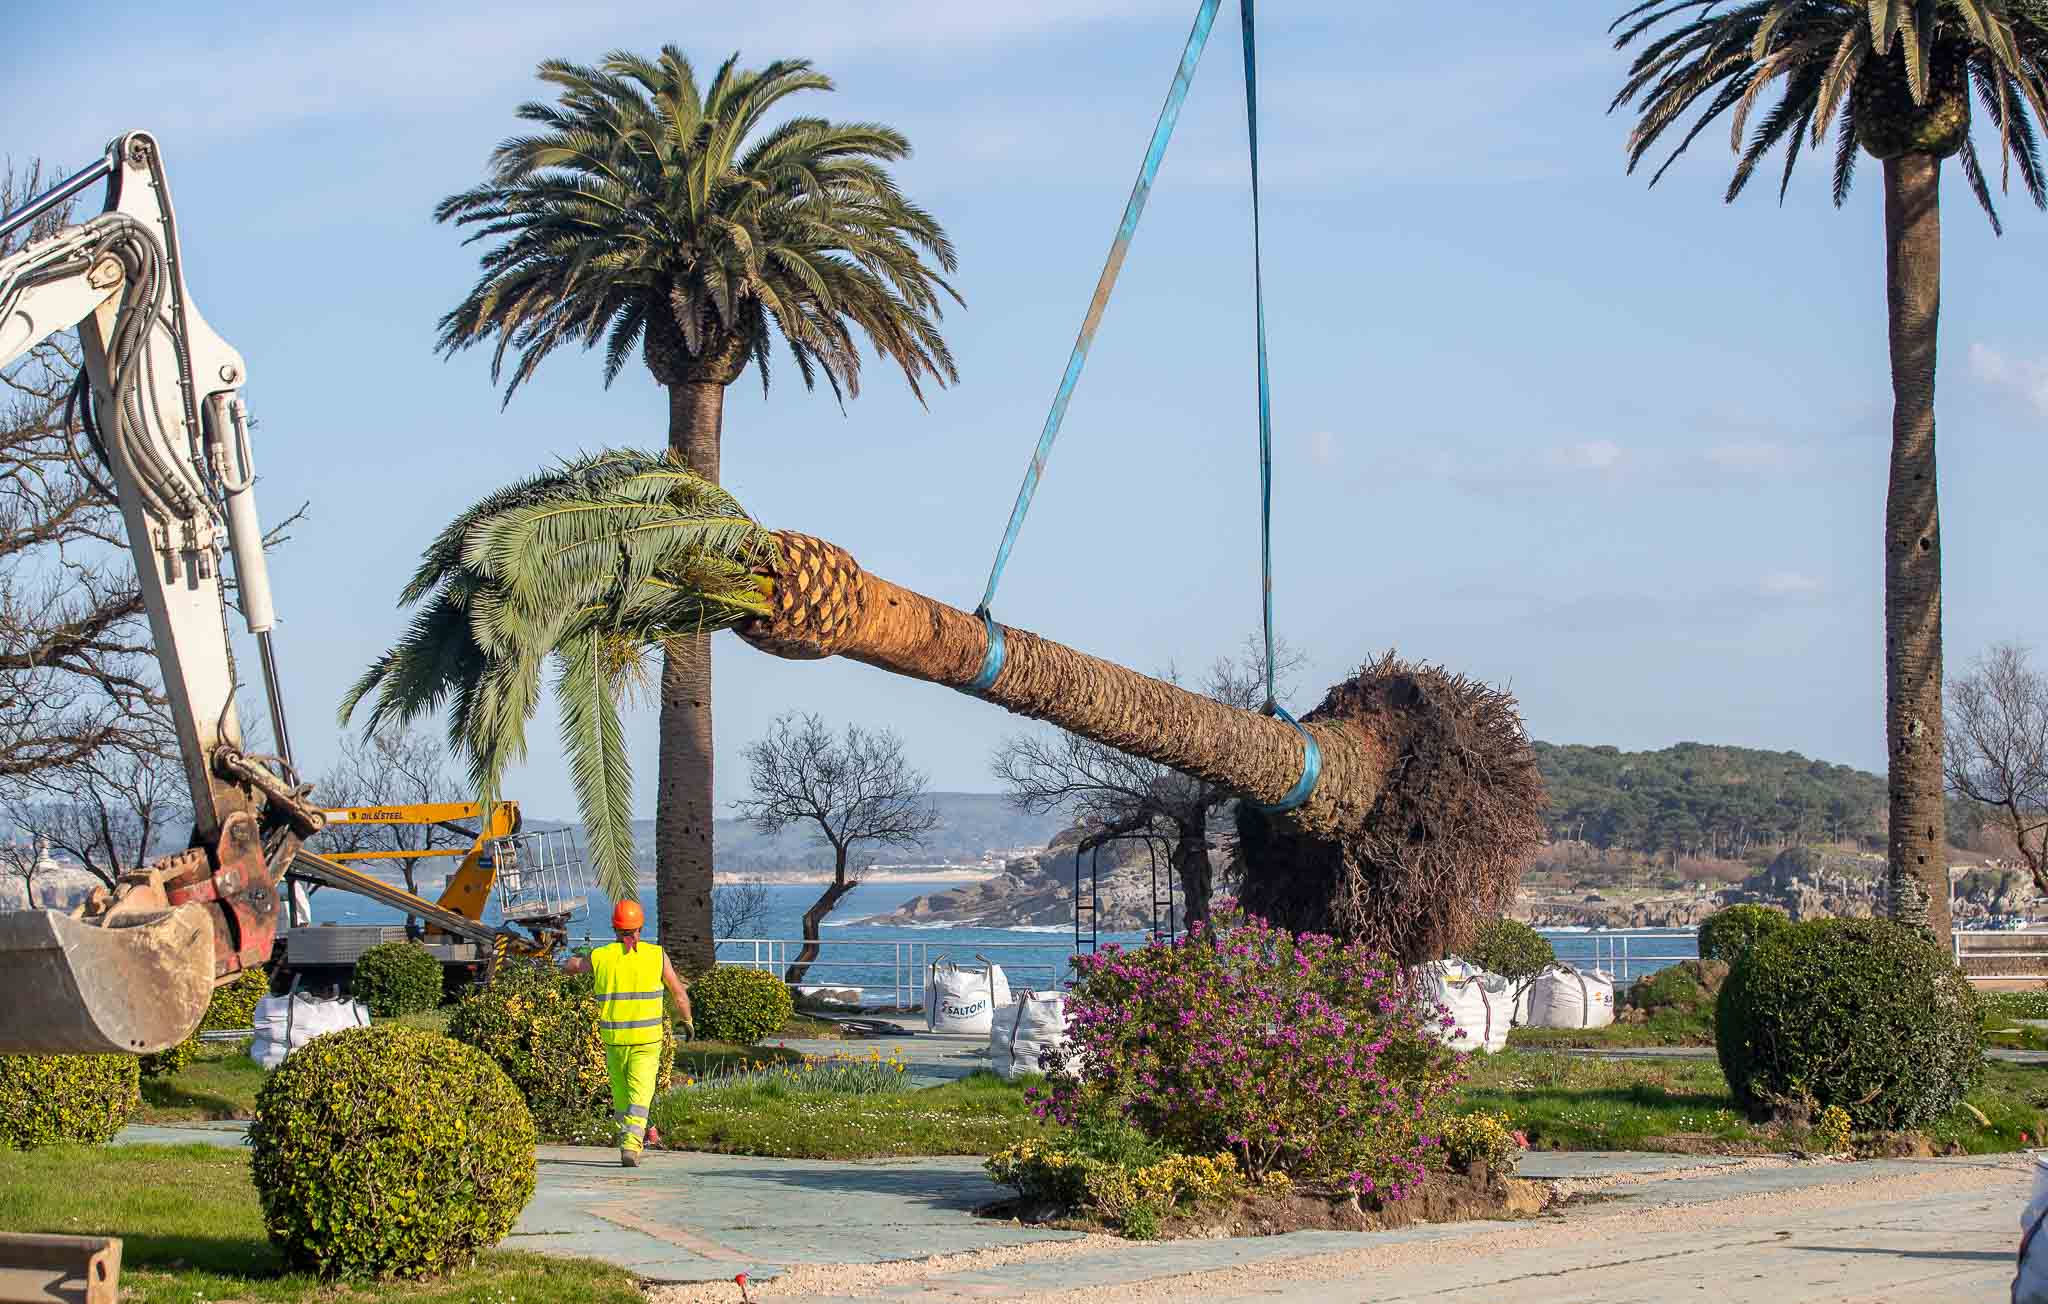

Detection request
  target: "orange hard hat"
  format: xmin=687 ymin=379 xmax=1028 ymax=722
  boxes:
xmin=611 ymin=899 xmax=645 ymax=931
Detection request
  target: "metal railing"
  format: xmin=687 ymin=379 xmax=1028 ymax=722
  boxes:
xmin=711 ymin=937 xmax=1073 ymax=1009
xmin=1581 ymin=933 xmax=1697 ymax=987
xmin=1954 ymin=928 xmax=2048 ymax=981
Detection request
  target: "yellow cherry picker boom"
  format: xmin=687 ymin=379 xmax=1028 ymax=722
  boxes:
xmin=0 ymin=134 xmax=584 ymax=1055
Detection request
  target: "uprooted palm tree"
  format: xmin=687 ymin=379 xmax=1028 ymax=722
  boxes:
xmin=1609 ymin=1 xmax=2048 ymax=948
xmin=434 ymin=47 xmax=961 ymax=969
xmin=343 ymin=452 xmax=1546 ymax=964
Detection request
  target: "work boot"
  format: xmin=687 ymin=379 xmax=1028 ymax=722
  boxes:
xmin=620 ymin=1148 xmax=640 ymax=1168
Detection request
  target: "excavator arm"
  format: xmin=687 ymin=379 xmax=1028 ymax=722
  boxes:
xmin=0 ymin=133 xmax=322 ymax=1055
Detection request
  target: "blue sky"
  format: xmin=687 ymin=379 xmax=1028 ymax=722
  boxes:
xmin=9 ymin=1 xmax=2047 ymax=822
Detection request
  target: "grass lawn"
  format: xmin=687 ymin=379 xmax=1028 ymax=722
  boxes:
xmin=139 ymin=1044 xmax=267 ymax=1123
xmin=141 ymin=1033 xmax=809 ymax=1125
xmin=1506 ymin=1008 xmax=1715 ymax=1050
xmin=1458 ymin=1050 xmax=2048 ymax=1155
xmin=0 ymin=1144 xmax=638 ymax=1304
xmin=650 ymin=1068 xmax=1045 ymax=1159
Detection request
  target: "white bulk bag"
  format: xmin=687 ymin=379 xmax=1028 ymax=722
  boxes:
xmin=925 ymin=959 xmax=1011 ymax=1034
xmin=1419 ymin=959 xmax=1512 ymax=1054
xmin=2016 ymin=1154 xmax=2048 ymax=1304
xmin=250 ymin=990 xmax=370 ymax=1070
xmin=1527 ymin=964 xmax=1616 ymax=1030
xmin=990 ymin=992 xmax=1081 ymax=1080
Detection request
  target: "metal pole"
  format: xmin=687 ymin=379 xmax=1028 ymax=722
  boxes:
xmin=0 ymin=154 xmax=113 ymax=245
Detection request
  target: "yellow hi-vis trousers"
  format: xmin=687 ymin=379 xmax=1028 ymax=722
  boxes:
xmin=605 ymin=1039 xmax=661 ymax=1152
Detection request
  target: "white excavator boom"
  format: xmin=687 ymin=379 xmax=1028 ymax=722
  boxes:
xmin=0 ymin=134 xmax=322 ymax=1054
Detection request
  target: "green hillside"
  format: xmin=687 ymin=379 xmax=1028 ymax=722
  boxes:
xmin=1532 ymin=741 xmax=1958 ymax=862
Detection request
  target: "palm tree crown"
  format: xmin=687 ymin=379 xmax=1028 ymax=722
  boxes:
xmin=435 ymin=47 xmax=962 ymax=400
xmin=1611 ymin=1 xmax=2048 ymax=228
xmin=340 ymin=451 xmax=779 ymax=896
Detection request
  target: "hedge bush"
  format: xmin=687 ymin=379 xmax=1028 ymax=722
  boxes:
xmin=250 ymin=1025 xmax=534 ymax=1279
xmin=1464 ymin=919 xmax=1555 ymax=983
xmin=205 ymin=967 xmax=273 ymax=1031
xmin=141 ymin=966 xmax=274 ymax=1079
xmin=1037 ymin=908 xmax=1463 ymax=1200
xmin=0 ymin=1053 xmax=139 ymax=1149
xmin=446 ymin=959 xmax=674 ymax=1143
xmin=1698 ymin=904 xmax=1790 ymax=965
xmin=351 ymin=941 xmax=443 ymax=1018
xmin=1715 ymin=917 xmax=1982 ymax=1130
xmin=691 ymin=967 xmax=794 ymax=1045
xmin=1624 ymin=959 xmax=1728 ymax=1016
xmin=1437 ymin=1111 xmax=1527 ymax=1177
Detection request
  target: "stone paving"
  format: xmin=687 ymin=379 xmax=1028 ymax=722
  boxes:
xmin=125 ymin=1116 xmax=2020 ymax=1298
xmin=113 ymin=1027 xmax=2045 ymax=1299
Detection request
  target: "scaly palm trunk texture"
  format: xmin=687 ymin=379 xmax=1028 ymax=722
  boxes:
xmin=740 ymin=534 xmax=1546 ymax=970
xmin=1882 ymin=154 xmax=1951 ymax=947
xmin=742 ymin=535 xmax=1382 ymax=837
xmin=656 ymin=381 xmax=727 ymax=972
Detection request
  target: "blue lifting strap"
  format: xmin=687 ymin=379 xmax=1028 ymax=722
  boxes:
xmin=1240 ymin=0 xmax=1319 ymax=813
xmin=965 ymin=0 xmax=1223 ymax=695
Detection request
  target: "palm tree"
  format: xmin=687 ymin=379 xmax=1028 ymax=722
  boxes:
xmin=1609 ymin=1 xmax=2048 ymax=947
xmin=344 ymin=452 xmax=1548 ymax=965
xmin=433 ymin=48 xmax=961 ymax=969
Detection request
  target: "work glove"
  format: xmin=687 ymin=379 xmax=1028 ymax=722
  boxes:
xmin=676 ymin=1018 xmax=696 ymax=1043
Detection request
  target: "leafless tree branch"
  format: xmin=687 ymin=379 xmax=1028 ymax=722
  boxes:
xmin=735 ymin=711 xmax=937 ymax=983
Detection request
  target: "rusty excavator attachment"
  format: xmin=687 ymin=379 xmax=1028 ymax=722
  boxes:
xmin=0 ymin=908 xmax=215 ymax=1056
xmin=0 ymin=808 xmax=303 ymax=1056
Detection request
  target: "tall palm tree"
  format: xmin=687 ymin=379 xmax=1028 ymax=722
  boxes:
xmin=1610 ymin=1 xmax=2048 ymax=947
xmin=344 ymin=451 xmax=1549 ymax=965
xmin=433 ymin=48 xmax=961 ymax=969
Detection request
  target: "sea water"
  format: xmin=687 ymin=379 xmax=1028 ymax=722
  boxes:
xmin=304 ymin=879 xmax=1697 ymax=1003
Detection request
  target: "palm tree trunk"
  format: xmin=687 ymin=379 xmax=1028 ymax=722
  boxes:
xmin=784 ymin=847 xmax=853 ymax=987
xmin=741 ymin=534 xmax=1389 ymax=844
xmin=1880 ymin=154 xmax=1951 ymax=948
xmin=656 ymin=381 xmax=726 ymax=972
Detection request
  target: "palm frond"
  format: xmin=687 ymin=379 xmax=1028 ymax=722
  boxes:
xmin=348 ymin=451 xmax=780 ymax=846
xmin=1612 ymin=0 xmax=2048 ymax=234
xmin=436 ymin=46 xmax=960 ymax=402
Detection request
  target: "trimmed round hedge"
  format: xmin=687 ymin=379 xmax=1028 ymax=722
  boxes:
xmin=250 ymin=1025 xmax=535 ymax=1279
xmin=1698 ymin=904 xmax=1790 ymax=965
xmin=1715 ymin=917 xmax=1982 ymax=1130
xmin=351 ymin=941 xmax=443 ymax=1018
xmin=447 ymin=959 xmax=674 ymax=1143
xmin=0 ymin=1053 xmax=139 ymax=1149
xmin=691 ymin=966 xmax=793 ymax=1045
xmin=1464 ymin=918 xmax=1555 ymax=982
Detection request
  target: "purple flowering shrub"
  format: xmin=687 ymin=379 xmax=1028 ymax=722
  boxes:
xmin=1035 ymin=908 xmax=1465 ymax=1200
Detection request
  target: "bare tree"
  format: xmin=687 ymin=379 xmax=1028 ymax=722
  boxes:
xmin=10 ymin=716 xmax=188 ymax=889
xmin=991 ymin=635 xmax=1307 ymax=925
xmin=712 ymin=877 xmax=773 ymax=939
xmin=0 ymin=161 xmax=162 ymax=782
xmin=311 ymin=725 xmax=464 ymax=896
xmin=0 ymin=835 xmax=50 ymax=908
xmin=734 ymin=713 xmax=937 ymax=985
xmin=1947 ymin=643 xmax=2048 ymax=896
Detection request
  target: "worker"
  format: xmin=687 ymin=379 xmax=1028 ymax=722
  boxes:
xmin=562 ymin=899 xmax=694 ymax=1166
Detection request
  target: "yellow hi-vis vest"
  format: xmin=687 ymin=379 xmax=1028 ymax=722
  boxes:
xmin=591 ymin=941 xmax=665 ymax=1046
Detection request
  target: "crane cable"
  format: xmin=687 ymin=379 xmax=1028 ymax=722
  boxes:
xmin=965 ymin=0 xmax=1320 ymax=813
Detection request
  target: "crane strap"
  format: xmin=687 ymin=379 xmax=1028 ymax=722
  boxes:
xmin=966 ymin=0 xmax=1224 ymax=696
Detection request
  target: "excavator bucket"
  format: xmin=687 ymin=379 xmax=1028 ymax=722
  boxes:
xmin=0 ymin=904 xmax=215 ymax=1055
